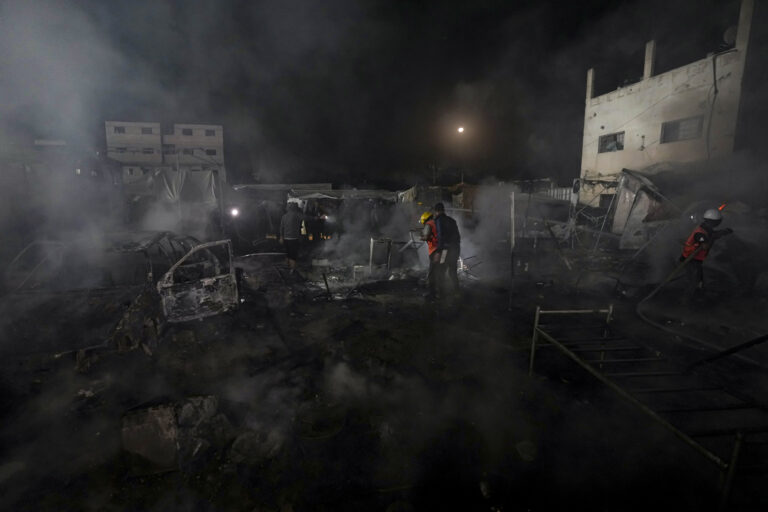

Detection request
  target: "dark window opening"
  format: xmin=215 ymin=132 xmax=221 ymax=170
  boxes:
xmin=113 ymin=126 xmax=125 ymax=134
xmin=598 ymin=132 xmax=625 ymax=153
xmin=141 ymin=127 xmax=153 ymax=135
xmin=599 ymin=193 xmax=615 ymax=209
xmin=205 ymin=129 xmax=215 ymax=136
xmin=182 ymin=128 xmax=193 ymax=136
xmin=205 ymin=149 xmax=217 ymax=156
xmin=142 ymin=148 xmax=154 ymax=154
xmin=115 ymin=147 xmax=127 ymax=153
xmin=182 ymin=148 xmax=194 ymax=155
xmin=660 ymin=116 xmax=704 ymax=144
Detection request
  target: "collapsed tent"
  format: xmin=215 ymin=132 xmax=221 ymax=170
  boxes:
xmin=609 ymin=159 xmax=768 ymax=250
xmin=610 ymin=169 xmax=678 ymax=250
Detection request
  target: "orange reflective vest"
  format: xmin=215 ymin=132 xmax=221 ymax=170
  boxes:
xmin=682 ymin=226 xmax=709 ymax=261
xmin=425 ymin=219 xmax=439 ymax=255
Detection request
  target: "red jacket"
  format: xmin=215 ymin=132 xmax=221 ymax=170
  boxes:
xmin=425 ymin=219 xmax=439 ymax=255
xmin=682 ymin=226 xmax=710 ymax=261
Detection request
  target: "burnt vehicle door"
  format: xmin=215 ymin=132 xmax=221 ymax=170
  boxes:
xmin=157 ymin=240 xmax=238 ymax=322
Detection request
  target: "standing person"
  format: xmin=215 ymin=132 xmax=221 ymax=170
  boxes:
xmin=680 ymin=208 xmax=732 ymax=292
xmin=280 ymin=202 xmax=304 ymax=273
xmin=419 ymin=210 xmax=440 ymax=300
xmin=433 ymin=202 xmax=461 ymax=294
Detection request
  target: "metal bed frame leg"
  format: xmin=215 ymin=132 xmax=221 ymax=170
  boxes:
xmin=718 ymin=431 xmax=744 ymax=511
xmin=529 ymin=306 xmax=541 ymax=376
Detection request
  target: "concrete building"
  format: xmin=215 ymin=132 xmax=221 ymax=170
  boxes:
xmin=104 ymin=121 xmax=226 ymax=183
xmin=162 ymin=123 xmax=224 ymax=168
xmin=578 ymin=0 xmax=754 ymax=207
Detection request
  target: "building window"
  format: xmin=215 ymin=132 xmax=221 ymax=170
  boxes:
xmin=113 ymin=126 xmax=125 ymax=134
xmin=598 ymin=132 xmax=624 ymax=153
xmin=115 ymin=147 xmax=127 ymax=153
xmin=660 ymin=116 xmax=704 ymax=144
xmin=182 ymin=148 xmax=194 ymax=155
xmin=182 ymin=128 xmax=193 ymax=136
xmin=205 ymin=129 xmax=215 ymax=136
xmin=141 ymin=127 xmax=153 ymax=135
xmin=205 ymin=149 xmax=217 ymax=156
xmin=142 ymin=148 xmax=154 ymax=154
xmin=162 ymin=144 xmax=176 ymax=155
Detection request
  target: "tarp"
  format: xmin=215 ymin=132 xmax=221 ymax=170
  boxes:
xmin=610 ymin=169 xmax=673 ymax=249
xmin=397 ymin=186 xmax=417 ymax=203
xmin=157 ymin=168 xmax=187 ymax=203
xmin=122 ymin=168 xmax=217 ymax=204
xmin=183 ymin=170 xmax=216 ymax=204
xmin=288 ymin=189 xmax=398 ymax=202
xmin=233 ymin=183 xmax=332 ymax=191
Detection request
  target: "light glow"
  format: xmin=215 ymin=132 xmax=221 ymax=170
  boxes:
xmin=457 ymin=126 xmax=464 ymax=133
xmin=230 ymin=208 xmax=239 ymax=217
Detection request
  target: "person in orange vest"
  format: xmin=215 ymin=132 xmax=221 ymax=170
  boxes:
xmin=680 ymin=208 xmax=733 ymax=290
xmin=420 ymin=211 xmax=440 ymax=299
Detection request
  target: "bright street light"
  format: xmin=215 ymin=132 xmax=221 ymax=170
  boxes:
xmin=457 ymin=126 xmax=465 ymax=133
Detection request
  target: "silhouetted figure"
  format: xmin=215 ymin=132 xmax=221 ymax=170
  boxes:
xmin=434 ymin=202 xmax=461 ymax=295
xmin=280 ymin=202 xmax=303 ymax=273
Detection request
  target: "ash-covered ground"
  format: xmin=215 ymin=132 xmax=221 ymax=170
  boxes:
xmin=2 ymin=253 xmax=758 ymax=511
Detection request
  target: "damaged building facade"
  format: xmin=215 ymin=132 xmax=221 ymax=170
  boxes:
xmin=105 ymin=121 xmax=226 ymax=182
xmin=578 ymin=0 xmax=754 ymax=208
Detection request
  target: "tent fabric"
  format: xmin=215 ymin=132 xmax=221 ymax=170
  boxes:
xmin=288 ymin=189 xmax=398 ymax=202
xmin=611 ymin=169 xmax=674 ymax=235
xmin=184 ymin=170 xmax=217 ymax=204
xmin=122 ymin=167 xmax=217 ymax=204
xmin=233 ymin=183 xmax=332 ymax=191
xmin=397 ymin=186 xmax=417 ymax=203
xmin=157 ymin=168 xmax=187 ymax=203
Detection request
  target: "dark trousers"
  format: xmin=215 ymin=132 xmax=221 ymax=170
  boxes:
xmin=680 ymin=256 xmax=704 ymax=290
xmin=427 ymin=251 xmax=441 ymax=295
xmin=688 ymin=260 xmax=704 ymax=289
xmin=444 ymin=246 xmax=460 ymax=292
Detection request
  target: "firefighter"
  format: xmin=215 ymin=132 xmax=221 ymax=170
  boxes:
xmin=680 ymin=208 xmax=733 ymax=291
xmin=433 ymin=202 xmax=461 ymax=294
xmin=420 ymin=211 xmax=440 ymax=299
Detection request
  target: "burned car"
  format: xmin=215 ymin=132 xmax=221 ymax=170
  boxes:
xmin=0 ymin=231 xmax=238 ymax=360
xmin=156 ymin=239 xmax=239 ymax=323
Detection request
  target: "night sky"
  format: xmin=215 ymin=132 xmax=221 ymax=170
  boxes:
xmin=0 ymin=0 xmax=747 ymax=185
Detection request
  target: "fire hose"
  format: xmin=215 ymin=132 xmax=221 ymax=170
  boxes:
xmin=635 ymin=246 xmax=725 ymax=353
xmin=636 ymin=246 xmax=767 ymax=369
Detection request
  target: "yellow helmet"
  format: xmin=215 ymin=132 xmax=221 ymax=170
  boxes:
xmin=420 ymin=211 xmax=432 ymax=224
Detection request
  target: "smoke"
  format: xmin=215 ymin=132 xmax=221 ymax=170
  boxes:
xmin=314 ymin=200 xmax=424 ymax=270
xmin=1 ymin=0 xmax=758 ymax=197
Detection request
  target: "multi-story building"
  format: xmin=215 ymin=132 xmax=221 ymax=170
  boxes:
xmin=578 ymin=0 xmax=754 ymax=207
xmin=104 ymin=121 xmax=225 ymax=184
xmin=161 ymin=123 xmax=224 ymax=168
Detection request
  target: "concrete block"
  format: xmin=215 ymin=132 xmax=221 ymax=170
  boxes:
xmin=122 ymin=404 xmax=178 ymax=472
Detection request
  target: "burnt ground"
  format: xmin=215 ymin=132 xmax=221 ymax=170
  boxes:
xmin=0 ymin=262 xmax=766 ymax=511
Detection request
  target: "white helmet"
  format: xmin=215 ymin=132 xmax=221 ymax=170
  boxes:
xmin=703 ymin=209 xmax=722 ymax=221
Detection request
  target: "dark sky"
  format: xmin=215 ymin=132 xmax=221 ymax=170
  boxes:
xmin=0 ymin=0 xmax=745 ymax=185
